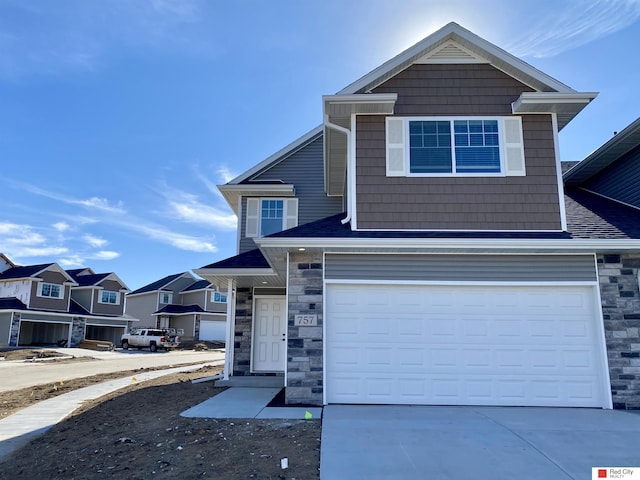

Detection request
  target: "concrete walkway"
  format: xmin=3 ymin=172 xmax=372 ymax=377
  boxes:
xmin=181 ymin=387 xmax=323 ymax=420
xmin=0 ymin=360 xmax=224 ymax=463
xmin=321 ymin=405 xmax=640 ymax=480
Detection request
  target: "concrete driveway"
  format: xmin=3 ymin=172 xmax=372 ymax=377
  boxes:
xmin=321 ymin=405 xmax=640 ymax=480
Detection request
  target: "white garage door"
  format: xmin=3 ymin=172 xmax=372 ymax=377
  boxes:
xmin=199 ymin=320 xmax=226 ymax=341
xmin=326 ymin=284 xmax=608 ymax=407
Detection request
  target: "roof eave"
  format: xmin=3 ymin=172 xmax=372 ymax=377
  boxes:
xmin=512 ymin=92 xmax=598 ymax=130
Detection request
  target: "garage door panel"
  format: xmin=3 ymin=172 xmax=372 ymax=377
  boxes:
xmin=332 ymin=373 xmax=603 ymax=407
xmin=326 ymin=284 xmax=607 ymax=407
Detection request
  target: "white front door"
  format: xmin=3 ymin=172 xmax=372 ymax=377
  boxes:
xmin=252 ymin=296 xmax=287 ymax=372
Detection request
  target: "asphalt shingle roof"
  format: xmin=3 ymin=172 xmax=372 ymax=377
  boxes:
xmin=69 ymin=273 xmax=112 ymax=287
xmin=0 ymin=297 xmax=28 ymax=310
xmin=0 ymin=263 xmax=54 ymax=280
xmin=129 ymin=272 xmax=186 ymax=295
xmin=200 ymin=249 xmax=271 ymax=269
xmin=154 ymin=304 xmax=205 ymax=315
xmin=181 ymin=280 xmax=211 ymax=292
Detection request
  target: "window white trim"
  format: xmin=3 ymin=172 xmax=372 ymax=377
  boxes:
xmin=211 ymin=291 xmax=227 ymax=303
xmin=159 ymin=292 xmax=173 ymax=304
xmin=37 ymin=282 xmax=64 ymax=299
xmin=245 ymin=197 xmax=298 ymax=238
xmin=386 ymin=116 xmax=525 ymax=177
xmin=98 ymin=290 xmax=120 ymax=305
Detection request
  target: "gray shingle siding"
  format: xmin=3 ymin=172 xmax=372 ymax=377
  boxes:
xmin=355 ymin=64 xmax=562 ymax=231
xmin=239 ymin=136 xmax=344 ymax=254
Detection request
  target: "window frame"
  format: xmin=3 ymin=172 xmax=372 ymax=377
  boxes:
xmin=406 ymin=116 xmax=505 ymax=177
xmin=245 ymin=197 xmax=298 ymax=238
xmin=386 ymin=115 xmax=525 ymax=178
xmin=211 ymin=291 xmax=227 ymax=303
xmin=159 ymin=292 xmax=173 ymax=304
xmin=38 ymin=282 xmax=64 ymax=299
xmin=98 ymin=290 xmax=120 ymax=305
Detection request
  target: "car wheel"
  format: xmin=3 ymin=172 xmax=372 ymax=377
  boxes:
xmin=149 ymin=343 xmax=158 ymax=352
xmin=122 ymin=340 xmax=129 ymax=350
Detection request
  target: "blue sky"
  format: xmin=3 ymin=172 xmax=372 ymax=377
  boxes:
xmin=0 ymin=0 xmax=639 ymax=290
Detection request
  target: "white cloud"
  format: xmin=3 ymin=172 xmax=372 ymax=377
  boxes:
xmin=52 ymin=221 xmax=70 ymax=232
xmin=166 ymin=191 xmax=237 ymax=230
xmin=504 ymin=0 xmax=640 ymax=58
xmin=92 ymin=250 xmax=120 ymax=261
xmin=0 ymin=222 xmax=69 ymax=259
xmin=83 ymin=234 xmax=108 ymax=248
xmin=123 ymin=221 xmax=217 ymax=253
xmin=76 ymin=197 xmax=126 ymax=214
xmin=9 ymin=181 xmax=127 ymax=214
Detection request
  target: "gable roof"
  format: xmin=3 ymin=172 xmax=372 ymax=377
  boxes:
xmin=181 ymin=280 xmax=211 ymax=292
xmin=564 ymin=117 xmax=640 ymax=186
xmin=339 ymin=22 xmax=575 ymax=96
xmin=0 ymin=263 xmax=55 ymax=280
xmin=218 ymin=22 xmax=596 ymax=204
xmin=0 ymin=263 xmax=77 ymax=284
xmin=128 ymin=272 xmax=192 ymax=296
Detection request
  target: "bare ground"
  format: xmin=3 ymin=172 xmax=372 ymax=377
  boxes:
xmin=0 ymin=356 xmax=321 ymax=479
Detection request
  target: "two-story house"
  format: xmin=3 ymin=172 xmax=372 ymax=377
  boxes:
xmin=125 ymin=272 xmax=227 ymax=341
xmin=0 ymin=258 xmax=133 ymax=347
xmin=65 ymin=268 xmax=132 ymax=344
xmin=195 ymin=23 xmax=640 ymax=409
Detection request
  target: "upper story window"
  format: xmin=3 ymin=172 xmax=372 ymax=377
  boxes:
xmin=38 ymin=282 xmax=63 ymax=299
xmin=160 ymin=292 xmax=173 ymax=304
xmin=99 ymin=290 xmax=120 ymax=305
xmin=386 ymin=116 xmax=526 ymax=177
xmin=211 ymin=291 xmax=227 ymax=303
xmin=246 ymin=198 xmax=298 ymax=238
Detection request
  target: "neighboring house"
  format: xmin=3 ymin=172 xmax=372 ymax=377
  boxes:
xmin=65 ymin=268 xmax=132 ymax=344
xmin=194 ymin=22 xmax=640 ymax=410
xmin=125 ymin=272 xmax=227 ymax=341
xmin=0 ymin=258 xmax=134 ymax=347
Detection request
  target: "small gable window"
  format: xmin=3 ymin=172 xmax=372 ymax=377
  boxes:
xmin=387 ymin=116 xmax=525 ymax=177
xmin=245 ymin=198 xmax=298 ymax=238
xmin=38 ymin=283 xmax=63 ymax=299
xmin=160 ymin=292 xmax=173 ymax=304
xmin=211 ymin=291 xmax=227 ymax=303
xmin=99 ymin=290 xmax=120 ymax=305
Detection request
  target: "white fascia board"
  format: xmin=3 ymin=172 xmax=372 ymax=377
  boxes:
xmin=225 ymin=125 xmax=323 ymax=185
xmin=218 ymin=184 xmax=295 ymax=214
xmin=323 ymin=93 xmax=398 ymax=115
xmin=256 ymin=237 xmax=640 ymax=252
xmin=338 ymin=22 xmax=575 ymax=95
xmin=512 ymin=92 xmax=598 ymax=112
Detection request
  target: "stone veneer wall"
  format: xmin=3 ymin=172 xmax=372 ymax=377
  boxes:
xmin=71 ymin=317 xmax=86 ymax=347
xmin=598 ymin=254 xmax=640 ymax=409
xmin=9 ymin=313 xmax=20 ymax=346
xmin=232 ymin=288 xmax=253 ymax=376
xmin=286 ymin=252 xmax=324 ymax=405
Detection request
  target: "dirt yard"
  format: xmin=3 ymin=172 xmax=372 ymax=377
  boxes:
xmin=0 ymin=357 xmax=321 ymax=479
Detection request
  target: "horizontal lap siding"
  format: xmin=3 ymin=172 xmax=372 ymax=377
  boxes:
xmin=324 ymin=254 xmax=597 ymax=282
xmin=239 ymin=137 xmax=344 ymax=253
xmin=585 ymin=145 xmax=640 ymax=209
xmin=357 ymin=64 xmax=561 ymax=231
